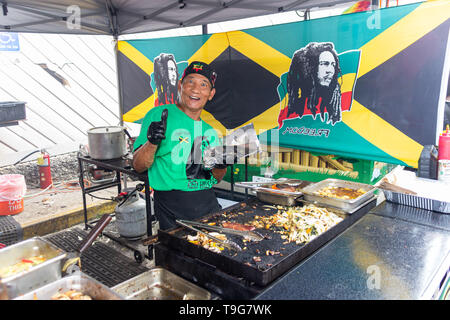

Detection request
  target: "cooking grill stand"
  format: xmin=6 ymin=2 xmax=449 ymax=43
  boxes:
xmin=156 ymin=197 xmax=377 ymax=298
xmin=77 ymin=154 xmax=154 ymax=262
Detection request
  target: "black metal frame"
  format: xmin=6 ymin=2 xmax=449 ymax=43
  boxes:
xmin=77 ymin=153 xmax=154 ymax=260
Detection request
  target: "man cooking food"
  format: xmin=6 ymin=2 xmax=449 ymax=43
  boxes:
xmin=132 ymin=61 xmax=229 ymax=230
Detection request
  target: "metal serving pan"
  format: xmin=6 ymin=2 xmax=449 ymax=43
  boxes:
xmin=301 ymin=179 xmax=377 ymax=212
xmin=256 ymin=190 xmax=300 ymax=206
xmin=112 ymin=268 xmax=211 ymax=300
xmin=15 ymin=272 xmax=124 ymax=300
xmin=236 ymin=179 xmax=314 ymax=206
xmin=0 ymin=237 xmax=67 ymax=298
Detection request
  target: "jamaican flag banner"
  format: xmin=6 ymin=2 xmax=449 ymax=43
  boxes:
xmin=117 ymin=1 xmax=450 ymax=168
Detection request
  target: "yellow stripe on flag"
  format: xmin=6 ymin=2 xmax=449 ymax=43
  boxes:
xmin=189 ymin=33 xmax=229 ymax=65
xmin=118 ymin=41 xmax=154 ymax=76
xmin=339 ymin=73 xmax=357 ymax=94
xmin=201 ymin=110 xmax=227 ymax=137
xmin=228 ymin=31 xmax=291 ymax=78
xmin=123 ymin=95 xmax=155 ymax=123
xmin=342 ymin=100 xmax=423 ymax=167
xmin=358 ymin=1 xmax=450 ymax=77
xmin=118 ymin=41 xmax=155 ymax=122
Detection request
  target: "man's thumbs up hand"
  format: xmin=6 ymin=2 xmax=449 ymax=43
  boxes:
xmin=147 ymin=108 xmax=168 ymax=145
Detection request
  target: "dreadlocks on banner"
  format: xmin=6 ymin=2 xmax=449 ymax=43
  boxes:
xmin=117 ymin=1 xmax=450 ymax=168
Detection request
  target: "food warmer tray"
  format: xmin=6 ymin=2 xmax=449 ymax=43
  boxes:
xmin=236 ymin=179 xmax=314 ymax=206
xmin=301 ymin=178 xmax=378 ymax=212
xmin=15 ymin=272 xmax=124 ymax=300
xmin=0 ymin=237 xmax=67 ymax=298
xmin=112 ymin=267 xmax=211 ymax=300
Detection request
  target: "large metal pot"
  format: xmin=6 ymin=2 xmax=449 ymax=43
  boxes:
xmin=87 ymin=126 xmax=127 ymax=160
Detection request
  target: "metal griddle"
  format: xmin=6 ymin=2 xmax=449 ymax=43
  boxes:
xmin=157 ymin=196 xmax=377 ymax=287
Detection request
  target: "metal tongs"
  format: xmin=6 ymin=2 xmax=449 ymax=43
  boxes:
xmin=176 ymin=220 xmax=243 ymax=252
xmin=179 ymin=219 xmax=264 ymax=242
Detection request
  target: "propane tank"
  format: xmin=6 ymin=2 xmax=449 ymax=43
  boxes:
xmin=37 ymin=151 xmax=53 ymax=189
xmin=114 ymin=189 xmax=147 ymax=240
xmin=438 ymin=125 xmax=450 ymax=182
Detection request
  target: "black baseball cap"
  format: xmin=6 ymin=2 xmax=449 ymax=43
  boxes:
xmin=181 ymin=61 xmax=217 ymax=88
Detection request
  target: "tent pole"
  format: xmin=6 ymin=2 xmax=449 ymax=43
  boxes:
xmin=113 ymin=34 xmax=128 ymax=189
xmin=114 ymin=34 xmax=124 ymax=127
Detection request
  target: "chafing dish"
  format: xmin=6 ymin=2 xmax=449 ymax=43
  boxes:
xmin=301 ymin=178 xmax=377 ymax=212
xmin=236 ymin=179 xmax=314 ymax=206
xmin=0 ymin=237 xmax=67 ymax=298
xmin=15 ymin=272 xmax=124 ymax=300
xmin=112 ymin=268 xmax=211 ymax=300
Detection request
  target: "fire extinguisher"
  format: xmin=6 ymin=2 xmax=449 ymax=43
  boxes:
xmin=38 ymin=150 xmax=53 ymax=189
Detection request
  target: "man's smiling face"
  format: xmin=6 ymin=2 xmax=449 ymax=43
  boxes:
xmin=178 ymin=73 xmax=215 ymax=114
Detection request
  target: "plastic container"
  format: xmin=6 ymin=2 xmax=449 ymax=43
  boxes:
xmin=0 ymin=174 xmax=27 ymax=215
xmin=438 ymin=125 xmax=450 ymax=160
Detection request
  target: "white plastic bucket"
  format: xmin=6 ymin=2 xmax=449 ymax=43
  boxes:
xmin=0 ymin=174 xmax=27 ymax=215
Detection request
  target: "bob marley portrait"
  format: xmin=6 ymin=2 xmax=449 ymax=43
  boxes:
xmin=280 ymin=42 xmax=343 ymax=126
xmin=153 ymin=53 xmax=179 ymax=106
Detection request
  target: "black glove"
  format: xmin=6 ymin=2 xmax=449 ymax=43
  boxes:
xmin=147 ymin=108 xmax=168 ymax=145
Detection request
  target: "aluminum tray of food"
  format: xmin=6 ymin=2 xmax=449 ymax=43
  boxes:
xmin=112 ymin=267 xmax=211 ymax=300
xmin=301 ymin=178 xmax=377 ymax=212
xmin=236 ymin=179 xmax=314 ymax=206
xmin=0 ymin=237 xmax=67 ymax=298
xmin=296 ymin=194 xmax=378 ymax=215
xmin=15 ymin=272 xmax=124 ymax=300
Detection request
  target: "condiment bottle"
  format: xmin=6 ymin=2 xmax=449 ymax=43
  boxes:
xmin=438 ymin=125 xmax=450 ymax=182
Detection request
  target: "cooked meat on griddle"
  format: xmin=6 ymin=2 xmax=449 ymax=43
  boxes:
xmin=222 ymin=221 xmax=255 ymax=231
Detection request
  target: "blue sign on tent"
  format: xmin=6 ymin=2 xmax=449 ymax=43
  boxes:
xmin=0 ymin=33 xmax=20 ymax=51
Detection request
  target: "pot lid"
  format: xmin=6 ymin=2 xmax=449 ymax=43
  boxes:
xmin=88 ymin=126 xmax=123 ymax=134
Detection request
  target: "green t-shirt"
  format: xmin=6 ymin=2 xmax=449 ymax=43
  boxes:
xmin=133 ymin=104 xmax=221 ymax=191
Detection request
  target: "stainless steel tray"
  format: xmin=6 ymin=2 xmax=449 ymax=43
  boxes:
xmin=14 ymin=272 xmax=124 ymax=300
xmin=112 ymin=268 xmax=211 ymax=300
xmin=237 ymin=179 xmax=314 ymax=206
xmin=301 ymin=179 xmax=377 ymax=211
xmin=297 ymin=194 xmax=378 ymax=215
xmin=0 ymin=237 xmax=67 ymax=298
xmin=256 ymin=190 xmax=300 ymax=206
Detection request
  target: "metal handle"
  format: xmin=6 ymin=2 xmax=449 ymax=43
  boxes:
xmin=78 ymin=214 xmax=112 ymax=254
